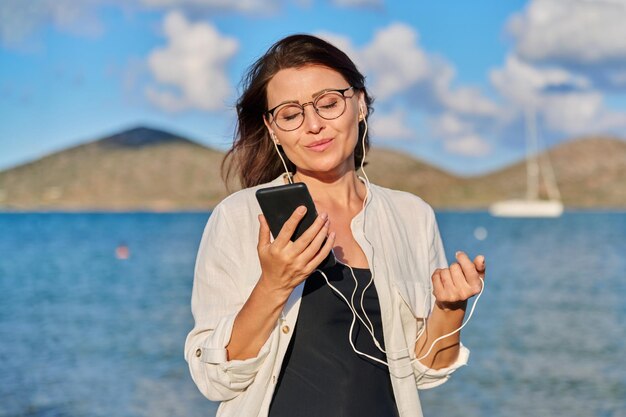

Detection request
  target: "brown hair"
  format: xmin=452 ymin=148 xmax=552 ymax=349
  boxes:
xmin=221 ymin=34 xmax=374 ymax=188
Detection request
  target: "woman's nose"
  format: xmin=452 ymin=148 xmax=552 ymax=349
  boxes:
xmin=301 ymin=104 xmax=323 ymax=133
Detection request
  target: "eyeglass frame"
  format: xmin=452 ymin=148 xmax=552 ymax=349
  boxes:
xmin=264 ymin=86 xmax=356 ymax=132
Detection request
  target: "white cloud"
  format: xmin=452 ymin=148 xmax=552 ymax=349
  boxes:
xmin=0 ymin=0 xmax=106 ymax=47
xmin=489 ymin=1 xmax=626 ymax=142
xmin=595 ymin=110 xmax=626 ymax=132
xmin=541 ymin=92 xmax=604 ymax=134
xmin=370 ymin=109 xmax=415 ymax=140
xmin=429 ymin=113 xmax=493 ymax=157
xmin=359 ymin=24 xmax=431 ymax=100
xmin=431 ymin=113 xmax=472 ymax=138
xmin=145 ymin=11 xmax=238 ymax=112
xmin=489 ymin=54 xmax=626 ymax=135
xmin=0 ymin=0 xmax=284 ymax=47
xmin=319 ymin=24 xmax=500 ymax=158
xmin=490 ymin=54 xmax=591 ymax=108
xmin=507 ymin=0 xmax=626 ymax=88
xmin=140 ymin=0 xmax=279 ymax=13
xmin=319 ymin=26 xmax=430 ymax=100
xmin=315 ymin=32 xmax=360 ymax=65
xmin=320 ymin=24 xmax=499 ymax=118
xmin=319 ymin=25 xmax=432 ymax=100
xmin=431 ymin=64 xmax=501 ymax=117
xmin=321 ymin=19 xmax=624 ymax=159
xmin=331 ymin=0 xmax=382 ymax=7
xmin=508 ymin=0 xmax=626 ymax=64
xmin=541 ymin=92 xmax=626 ymax=134
xmin=443 ymin=134 xmax=492 ymax=157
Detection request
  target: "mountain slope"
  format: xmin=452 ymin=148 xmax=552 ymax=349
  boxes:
xmin=0 ymin=128 xmax=624 ymax=210
xmin=461 ymin=137 xmax=626 ymax=208
xmin=0 ymin=127 xmax=228 ymax=210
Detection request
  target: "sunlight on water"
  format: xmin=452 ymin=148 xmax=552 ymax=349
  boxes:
xmin=0 ymin=212 xmax=624 ymax=417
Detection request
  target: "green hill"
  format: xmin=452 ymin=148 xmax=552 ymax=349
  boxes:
xmin=0 ymin=127 xmax=624 ymax=210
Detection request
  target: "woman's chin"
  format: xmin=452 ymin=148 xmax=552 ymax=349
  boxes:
xmin=296 ymin=159 xmax=355 ymax=177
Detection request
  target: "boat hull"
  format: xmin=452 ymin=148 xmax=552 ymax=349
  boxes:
xmin=489 ymin=199 xmax=564 ymax=218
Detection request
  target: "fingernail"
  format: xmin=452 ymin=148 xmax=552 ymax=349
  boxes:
xmin=455 ymin=251 xmax=462 ymax=257
xmin=297 ymin=206 xmax=306 ymax=214
xmin=320 ymin=212 xmax=328 ymax=220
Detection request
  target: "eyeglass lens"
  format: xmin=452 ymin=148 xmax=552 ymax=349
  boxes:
xmin=274 ymin=91 xmax=347 ymax=131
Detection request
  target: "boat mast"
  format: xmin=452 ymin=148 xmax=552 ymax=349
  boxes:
xmin=537 ymin=127 xmax=562 ymax=202
xmin=525 ymin=107 xmax=540 ymax=200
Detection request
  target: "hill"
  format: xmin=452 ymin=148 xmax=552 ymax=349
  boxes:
xmin=449 ymin=137 xmax=626 ymax=208
xmin=354 ymin=137 xmax=626 ymax=209
xmin=363 ymin=147 xmax=465 ymax=206
xmin=0 ymin=127 xmax=228 ymax=210
xmin=0 ymin=127 xmax=624 ymax=210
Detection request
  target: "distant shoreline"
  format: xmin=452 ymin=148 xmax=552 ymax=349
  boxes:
xmin=2 ymin=208 xmax=625 ymax=214
xmin=2 ymin=127 xmax=624 ymax=210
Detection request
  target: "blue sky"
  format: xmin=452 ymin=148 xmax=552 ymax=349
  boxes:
xmin=1 ymin=0 xmax=625 ymax=175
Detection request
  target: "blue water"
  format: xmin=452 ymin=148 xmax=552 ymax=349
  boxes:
xmin=0 ymin=212 xmax=625 ymax=417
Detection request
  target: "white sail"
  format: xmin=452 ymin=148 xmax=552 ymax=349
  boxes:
xmin=489 ymin=108 xmax=563 ymax=218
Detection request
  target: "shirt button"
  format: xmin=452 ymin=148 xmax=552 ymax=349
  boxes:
xmin=281 ymin=325 xmax=290 ymax=334
xmin=195 ymin=348 xmax=202 ymax=358
xmin=272 ymin=375 xmax=277 ymax=384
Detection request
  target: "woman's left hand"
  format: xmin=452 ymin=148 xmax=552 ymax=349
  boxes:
xmin=431 ymin=251 xmax=485 ymax=310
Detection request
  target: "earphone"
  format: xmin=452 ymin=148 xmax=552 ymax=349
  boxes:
xmin=270 ymin=130 xmax=294 ymax=184
xmin=271 ymin=104 xmax=485 ymax=373
xmin=316 ymin=263 xmax=485 ymax=372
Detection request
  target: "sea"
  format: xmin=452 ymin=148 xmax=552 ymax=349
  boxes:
xmin=0 ymin=211 xmax=624 ymax=417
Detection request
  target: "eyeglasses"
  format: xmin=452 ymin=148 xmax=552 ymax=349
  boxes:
xmin=266 ymin=86 xmax=355 ymax=131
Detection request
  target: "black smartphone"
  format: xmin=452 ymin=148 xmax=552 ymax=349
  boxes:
xmin=255 ymin=182 xmax=336 ymax=269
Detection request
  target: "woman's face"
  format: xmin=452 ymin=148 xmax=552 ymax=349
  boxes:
xmin=264 ymin=65 xmax=365 ymax=178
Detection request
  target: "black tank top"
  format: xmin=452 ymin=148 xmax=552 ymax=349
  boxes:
xmin=269 ymin=263 xmax=399 ymax=417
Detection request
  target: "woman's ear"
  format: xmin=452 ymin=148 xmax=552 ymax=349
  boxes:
xmin=263 ymin=115 xmax=279 ymax=145
xmin=357 ymin=92 xmax=367 ymax=119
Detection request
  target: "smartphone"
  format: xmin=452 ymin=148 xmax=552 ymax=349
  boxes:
xmin=255 ymin=182 xmax=336 ymax=269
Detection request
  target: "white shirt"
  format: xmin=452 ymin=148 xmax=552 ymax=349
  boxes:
xmin=185 ymin=175 xmax=470 ymax=417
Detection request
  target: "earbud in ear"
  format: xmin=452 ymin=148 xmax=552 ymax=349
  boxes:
xmin=359 ymin=106 xmax=365 ymax=121
xmin=270 ymin=131 xmax=279 ymax=145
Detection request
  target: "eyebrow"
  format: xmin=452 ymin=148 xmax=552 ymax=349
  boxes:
xmin=269 ymin=87 xmax=348 ymax=109
xmin=311 ymin=87 xmax=335 ymax=99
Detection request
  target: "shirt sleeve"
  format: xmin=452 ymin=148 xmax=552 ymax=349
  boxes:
xmin=427 ymin=205 xmax=448 ymax=272
xmin=411 ymin=206 xmax=470 ymax=389
xmin=184 ymin=203 xmax=273 ymax=402
xmin=413 ymin=342 xmax=470 ymax=389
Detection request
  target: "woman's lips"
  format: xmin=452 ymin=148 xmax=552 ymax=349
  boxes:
xmin=306 ymin=138 xmax=333 ymax=152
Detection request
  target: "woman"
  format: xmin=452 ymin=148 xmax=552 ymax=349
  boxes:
xmin=185 ymin=34 xmax=485 ymax=417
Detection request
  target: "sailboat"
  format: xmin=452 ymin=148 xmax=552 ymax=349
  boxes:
xmin=489 ymin=108 xmax=563 ymax=218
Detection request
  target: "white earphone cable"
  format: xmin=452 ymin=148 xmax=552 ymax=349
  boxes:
xmin=313 ymin=112 xmax=485 ymax=370
xmin=271 ymin=134 xmax=293 ymax=184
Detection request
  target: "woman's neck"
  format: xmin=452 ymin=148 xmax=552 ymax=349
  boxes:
xmin=292 ymin=169 xmax=366 ymax=208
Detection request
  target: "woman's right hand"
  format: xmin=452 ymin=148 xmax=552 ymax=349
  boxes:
xmin=257 ymin=206 xmax=335 ymax=296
